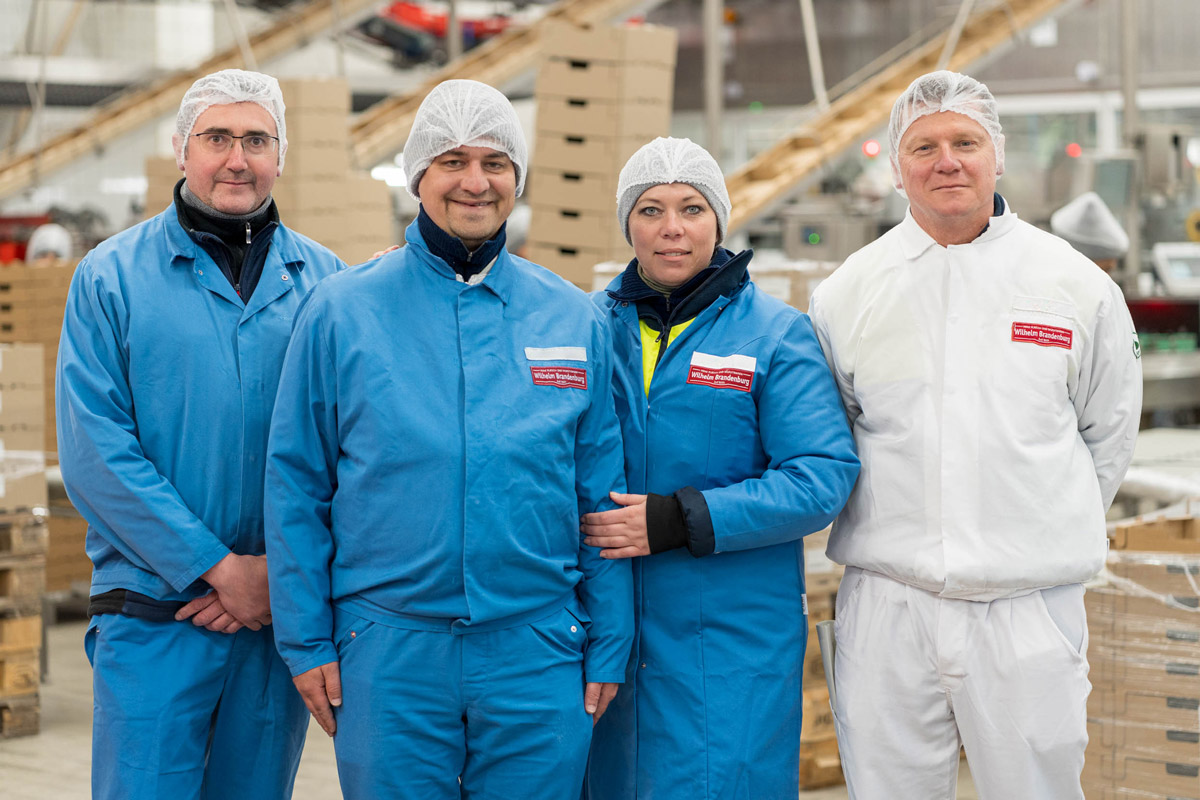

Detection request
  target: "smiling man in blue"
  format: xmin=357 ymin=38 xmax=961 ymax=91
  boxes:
xmin=264 ymin=79 xmax=632 ymax=800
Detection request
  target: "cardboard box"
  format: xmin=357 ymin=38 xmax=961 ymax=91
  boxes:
xmin=747 ymin=261 xmax=838 ymax=313
xmin=530 ymin=204 xmax=628 ymax=254
xmin=527 ymin=168 xmax=618 ymax=213
xmin=1089 ymin=716 xmax=1200 ymax=764
xmin=273 ymin=175 xmax=349 ymax=216
xmin=1113 ymin=517 xmax=1200 ymax=553
xmin=1109 ymin=555 xmax=1200 ymax=596
xmin=535 ymin=132 xmax=646 ymax=174
xmin=285 ymin=107 xmax=347 ymax=146
xmin=526 ymin=241 xmax=619 ymax=289
xmin=537 ymin=59 xmax=675 ymax=104
xmin=537 ymin=94 xmax=670 ymax=141
xmin=1083 ymin=747 xmax=1200 ymax=798
xmin=279 ymin=142 xmax=350 ymax=179
xmin=45 ymin=512 xmax=90 ymax=594
xmin=540 ymin=20 xmax=677 ymax=67
xmin=277 ymin=78 xmax=350 ymax=113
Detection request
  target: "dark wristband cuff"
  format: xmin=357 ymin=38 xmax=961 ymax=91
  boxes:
xmin=646 ymin=492 xmax=688 ymax=554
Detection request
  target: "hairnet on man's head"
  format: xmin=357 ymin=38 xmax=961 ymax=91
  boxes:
xmin=402 ymin=80 xmax=528 ymax=200
xmin=173 ymin=69 xmax=288 ymax=170
xmin=616 ymin=137 xmax=731 ymax=245
xmin=888 ymin=70 xmax=1005 ymax=192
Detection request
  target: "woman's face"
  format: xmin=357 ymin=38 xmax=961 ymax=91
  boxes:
xmin=628 ymin=183 xmax=719 ymax=288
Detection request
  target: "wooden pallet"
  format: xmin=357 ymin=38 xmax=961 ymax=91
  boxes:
xmin=0 ymin=694 xmax=39 ymax=738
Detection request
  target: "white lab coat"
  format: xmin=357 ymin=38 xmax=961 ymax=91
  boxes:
xmin=809 ymin=204 xmax=1142 ymax=601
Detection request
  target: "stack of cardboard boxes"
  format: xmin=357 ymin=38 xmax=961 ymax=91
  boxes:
xmin=0 ymin=343 xmax=49 ymax=738
xmin=1085 ymin=509 xmax=1200 ymax=800
xmin=527 ymin=21 xmax=677 ymax=288
xmin=144 ymin=77 xmax=395 ymax=267
xmin=0 ymin=266 xmax=95 ymax=596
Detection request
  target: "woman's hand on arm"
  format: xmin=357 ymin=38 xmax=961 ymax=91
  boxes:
xmin=581 ymin=492 xmax=650 ymax=558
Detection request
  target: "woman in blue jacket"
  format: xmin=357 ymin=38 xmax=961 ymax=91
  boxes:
xmin=583 ymin=137 xmax=860 ymax=799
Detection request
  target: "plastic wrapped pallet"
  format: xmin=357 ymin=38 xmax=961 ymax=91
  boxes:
xmin=1084 ymin=508 xmax=1200 ymax=800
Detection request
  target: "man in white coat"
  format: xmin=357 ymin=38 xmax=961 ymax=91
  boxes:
xmin=808 ymin=70 xmax=1142 ymax=800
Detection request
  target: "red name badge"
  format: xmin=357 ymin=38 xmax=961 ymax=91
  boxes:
xmin=686 ymin=365 xmax=754 ymax=392
xmin=530 ymin=366 xmax=587 ymax=390
xmin=1011 ymin=322 xmax=1073 ymax=349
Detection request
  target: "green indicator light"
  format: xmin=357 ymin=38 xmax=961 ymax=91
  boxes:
xmin=808 ymin=232 xmax=821 ymax=245
xmin=748 ymin=101 xmax=764 ymax=113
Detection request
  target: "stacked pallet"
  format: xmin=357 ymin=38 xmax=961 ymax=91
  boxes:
xmin=1084 ymin=508 xmax=1200 ymax=800
xmin=800 ymin=527 xmax=845 ymax=790
xmin=0 ymin=268 xmax=73 ymax=464
xmin=144 ymin=77 xmax=395 ymax=267
xmin=527 ymin=21 xmax=677 ymax=288
xmin=0 ymin=344 xmax=48 ymax=737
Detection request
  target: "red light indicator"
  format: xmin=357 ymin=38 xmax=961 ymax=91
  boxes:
xmin=862 ymin=139 xmax=881 ymax=158
xmin=1066 ymin=142 xmax=1083 ymax=158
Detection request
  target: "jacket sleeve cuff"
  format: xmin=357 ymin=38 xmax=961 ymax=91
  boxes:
xmin=675 ymin=486 xmax=716 ymax=558
xmin=646 ymin=492 xmax=688 ymax=554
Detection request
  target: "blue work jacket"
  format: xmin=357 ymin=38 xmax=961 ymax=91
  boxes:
xmin=56 ymin=205 xmax=344 ymax=601
xmin=265 ymin=218 xmax=633 ymax=681
xmin=588 ymin=255 xmax=859 ymax=799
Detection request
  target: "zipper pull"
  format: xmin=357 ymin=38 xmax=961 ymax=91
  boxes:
xmin=245 ymin=222 xmax=251 ymax=245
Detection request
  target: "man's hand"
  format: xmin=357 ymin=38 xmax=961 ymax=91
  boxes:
xmin=197 ymin=553 xmax=272 ymax=629
xmin=372 ymin=244 xmax=401 ymax=259
xmin=294 ymin=661 xmax=342 ymax=736
xmin=176 ymin=591 xmax=243 ymax=633
xmin=581 ymin=492 xmax=651 ymax=559
xmin=585 ymin=682 xmax=619 ymax=725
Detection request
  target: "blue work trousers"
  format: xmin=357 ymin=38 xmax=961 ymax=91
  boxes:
xmin=86 ymin=614 xmax=308 ymax=800
xmin=332 ymin=603 xmax=594 ymax=799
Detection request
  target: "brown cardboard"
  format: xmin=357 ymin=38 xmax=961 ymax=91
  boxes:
xmin=537 ymin=59 xmax=675 ymax=104
xmin=45 ymin=512 xmax=90 ymax=594
xmin=540 ymin=20 xmax=677 ymax=67
xmin=525 ymin=241 xmax=610 ymax=289
xmin=1113 ymin=517 xmax=1200 ymax=553
xmin=0 ymin=555 xmax=45 ymax=614
xmin=0 ymin=695 xmax=39 ymax=738
xmin=285 ymin=107 xmax=347 ymax=146
xmin=746 ymin=263 xmax=838 ymax=313
xmin=279 ymin=143 xmax=350 ymax=179
xmin=535 ymin=132 xmax=646 ymax=175
xmin=527 ymin=168 xmax=618 ymax=214
xmin=1083 ymin=746 xmax=1200 ymax=798
xmin=529 ymin=204 xmax=628 ymax=253
xmin=798 ymin=737 xmax=843 ymax=789
xmin=277 ymin=78 xmax=351 ymax=113
xmin=1109 ymin=556 xmax=1200 ymax=596
xmin=537 ymin=94 xmax=670 ymax=140
xmin=1088 ymin=717 xmax=1200 ymax=764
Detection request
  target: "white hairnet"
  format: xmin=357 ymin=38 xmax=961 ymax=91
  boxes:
xmin=26 ymin=222 xmax=72 ymax=261
xmin=173 ymin=69 xmax=288 ymax=170
xmin=1050 ymin=191 xmax=1130 ymax=260
xmin=616 ymin=137 xmax=731 ymax=245
xmin=403 ymin=79 xmax=528 ymax=200
xmin=888 ymin=70 xmax=1005 ymax=193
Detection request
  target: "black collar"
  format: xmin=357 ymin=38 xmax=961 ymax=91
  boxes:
xmin=417 ymin=206 xmax=506 ymax=280
xmin=610 ymin=248 xmax=753 ymax=330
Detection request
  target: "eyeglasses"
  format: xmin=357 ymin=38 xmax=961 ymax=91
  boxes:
xmin=192 ymin=132 xmax=280 ymax=157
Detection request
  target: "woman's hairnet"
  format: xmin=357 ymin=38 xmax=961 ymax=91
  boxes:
xmin=173 ymin=69 xmax=288 ymax=170
xmin=402 ymin=80 xmax=528 ymax=200
xmin=616 ymin=137 xmax=731 ymax=245
xmin=888 ymin=70 xmax=1005 ymax=193
xmin=1050 ymin=191 xmax=1130 ymax=260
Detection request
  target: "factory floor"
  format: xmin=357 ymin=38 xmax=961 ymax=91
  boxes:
xmin=1 ymin=619 xmax=978 ymax=799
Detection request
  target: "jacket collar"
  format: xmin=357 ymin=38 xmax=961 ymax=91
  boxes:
xmin=163 ymin=202 xmax=307 ymax=271
xmin=402 ymin=216 xmax=515 ymax=305
xmin=898 ymin=192 xmax=1016 ymax=260
xmin=606 ymin=248 xmax=752 ymax=328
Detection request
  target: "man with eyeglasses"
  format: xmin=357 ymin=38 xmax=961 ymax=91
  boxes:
xmin=57 ymin=69 xmax=343 ymax=800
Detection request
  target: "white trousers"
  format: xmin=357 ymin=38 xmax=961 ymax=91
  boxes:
xmin=830 ymin=568 xmax=1090 ymax=800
